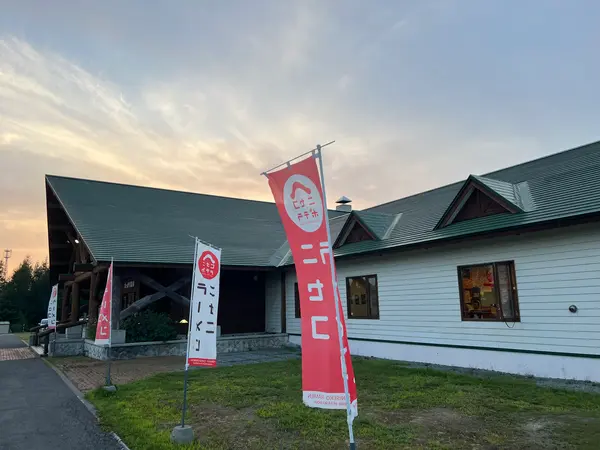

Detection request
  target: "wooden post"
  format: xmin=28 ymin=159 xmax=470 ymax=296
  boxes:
xmin=70 ymin=282 xmax=80 ymax=322
xmin=88 ymin=271 xmax=99 ymax=324
xmin=111 ymin=274 xmax=121 ymax=330
xmin=61 ymin=285 xmax=70 ymax=323
xmin=280 ymin=271 xmax=286 ymax=333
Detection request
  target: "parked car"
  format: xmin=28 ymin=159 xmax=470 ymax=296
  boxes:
xmin=39 ymin=318 xmax=49 ymax=327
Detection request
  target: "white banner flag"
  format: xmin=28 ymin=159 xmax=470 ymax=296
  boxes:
xmin=187 ymin=239 xmax=221 ymax=367
xmin=47 ymin=284 xmax=58 ymax=330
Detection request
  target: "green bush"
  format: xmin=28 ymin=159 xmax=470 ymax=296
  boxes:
xmin=86 ymin=320 xmax=97 ymax=340
xmin=122 ymin=310 xmax=178 ymax=343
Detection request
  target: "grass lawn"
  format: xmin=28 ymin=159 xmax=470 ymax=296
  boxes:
xmin=87 ymin=358 xmax=600 ymax=449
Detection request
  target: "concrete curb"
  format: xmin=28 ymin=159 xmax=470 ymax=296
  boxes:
xmin=42 ymin=359 xmax=132 ymax=450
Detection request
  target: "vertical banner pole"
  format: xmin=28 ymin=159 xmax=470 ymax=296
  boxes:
xmin=106 ymin=346 xmax=112 ymax=385
xmin=106 ymin=257 xmax=114 ymax=386
xmin=181 ymin=238 xmax=199 ymax=428
xmin=316 ymin=146 xmax=356 ymax=449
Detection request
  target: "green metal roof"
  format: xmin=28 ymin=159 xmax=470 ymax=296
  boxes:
xmin=281 ymin=140 xmax=600 ymax=265
xmin=353 ymin=211 xmax=402 ymax=240
xmin=46 ymin=175 xmax=345 ymax=267
xmin=48 ymin=140 xmax=600 ymax=268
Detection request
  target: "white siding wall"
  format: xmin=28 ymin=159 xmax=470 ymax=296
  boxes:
xmin=265 ymin=271 xmax=282 ymax=333
xmin=283 ymin=222 xmax=600 ymax=380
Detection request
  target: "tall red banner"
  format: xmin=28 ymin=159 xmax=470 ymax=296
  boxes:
xmin=95 ymin=262 xmax=113 ymax=345
xmin=267 ymin=155 xmax=358 ymax=418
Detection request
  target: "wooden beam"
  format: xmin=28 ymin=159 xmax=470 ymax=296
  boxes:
xmin=70 ymin=282 xmax=80 ymax=321
xmin=65 ymin=271 xmax=93 ymax=286
xmin=138 ymin=274 xmax=191 ymax=307
xmin=50 ymin=243 xmax=71 ymax=250
xmin=112 ymin=274 xmax=121 ymax=330
xmin=93 ymin=264 xmax=109 ymax=274
xmin=60 ymin=285 xmax=70 ymax=322
xmin=120 ymin=277 xmax=191 ymax=320
xmin=88 ymin=271 xmax=99 ymax=324
xmin=73 ymin=263 xmax=94 ymax=272
xmin=51 ymin=260 xmax=71 ymax=266
xmin=58 ymin=274 xmax=76 ymax=282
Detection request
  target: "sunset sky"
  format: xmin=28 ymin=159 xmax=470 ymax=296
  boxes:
xmin=1 ymin=1 xmax=599 ymax=272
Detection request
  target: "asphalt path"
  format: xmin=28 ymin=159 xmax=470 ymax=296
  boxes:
xmin=0 ymin=334 xmax=122 ymax=450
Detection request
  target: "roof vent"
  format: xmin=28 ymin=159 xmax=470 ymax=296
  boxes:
xmin=336 ymin=196 xmax=352 ymax=212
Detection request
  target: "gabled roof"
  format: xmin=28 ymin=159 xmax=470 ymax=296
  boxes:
xmin=279 ymin=140 xmax=600 ymax=265
xmin=434 ymin=175 xmax=530 ymax=229
xmin=45 ymin=175 xmax=345 ymax=267
xmin=46 ymin=140 xmax=600 ymax=269
xmin=333 ymin=211 xmax=402 ymax=248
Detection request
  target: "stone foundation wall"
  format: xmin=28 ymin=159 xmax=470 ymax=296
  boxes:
xmin=84 ymin=333 xmax=289 ymax=361
xmin=50 ymin=338 xmax=85 ymax=357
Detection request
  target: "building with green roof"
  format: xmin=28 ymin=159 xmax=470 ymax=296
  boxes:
xmin=46 ymin=140 xmax=600 ymax=380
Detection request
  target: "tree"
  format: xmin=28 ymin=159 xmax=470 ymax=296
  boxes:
xmin=0 ymin=257 xmax=50 ymax=329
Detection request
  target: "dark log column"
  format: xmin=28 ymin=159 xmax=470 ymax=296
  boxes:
xmin=70 ymin=282 xmax=80 ymax=321
xmin=60 ymin=285 xmax=70 ymax=322
xmin=111 ymin=273 xmax=121 ymax=330
xmin=280 ymin=271 xmax=286 ymax=333
xmin=88 ymin=271 xmax=99 ymax=323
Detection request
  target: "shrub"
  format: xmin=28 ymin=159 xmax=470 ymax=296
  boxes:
xmin=86 ymin=320 xmax=97 ymax=340
xmin=122 ymin=310 xmax=178 ymax=343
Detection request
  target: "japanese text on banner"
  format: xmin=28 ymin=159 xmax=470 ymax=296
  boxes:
xmin=47 ymin=284 xmax=58 ymax=330
xmin=188 ymin=241 xmax=221 ymax=368
xmin=95 ymin=262 xmax=113 ymax=345
xmin=266 ymin=155 xmax=358 ymax=418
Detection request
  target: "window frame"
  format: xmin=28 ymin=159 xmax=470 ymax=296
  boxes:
xmin=457 ymin=260 xmax=520 ymax=322
xmin=294 ymin=282 xmax=301 ymax=319
xmin=345 ymin=274 xmax=380 ymax=320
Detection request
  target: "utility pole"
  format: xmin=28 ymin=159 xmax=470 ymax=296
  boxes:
xmin=3 ymin=249 xmax=12 ymax=278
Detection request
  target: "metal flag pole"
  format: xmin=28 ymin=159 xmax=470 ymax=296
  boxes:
xmin=53 ymin=286 xmax=58 ymax=355
xmin=315 ymin=144 xmax=356 ymax=450
xmin=106 ymin=257 xmax=114 ymax=387
xmin=260 ymin=141 xmax=335 ymax=176
xmin=181 ymin=238 xmax=200 ymax=428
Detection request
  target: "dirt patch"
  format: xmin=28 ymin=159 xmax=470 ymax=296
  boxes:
xmin=186 ymin=403 xmax=299 ymax=450
xmin=410 ymin=407 xmax=475 ymax=432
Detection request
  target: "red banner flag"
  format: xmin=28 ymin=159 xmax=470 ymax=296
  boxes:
xmin=266 ymin=154 xmax=358 ymax=418
xmin=95 ymin=261 xmax=113 ymax=345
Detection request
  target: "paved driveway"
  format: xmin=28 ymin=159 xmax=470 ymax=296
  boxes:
xmin=0 ymin=335 xmax=121 ymax=450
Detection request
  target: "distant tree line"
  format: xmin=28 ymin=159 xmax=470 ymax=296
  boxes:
xmin=0 ymin=258 xmax=50 ymax=331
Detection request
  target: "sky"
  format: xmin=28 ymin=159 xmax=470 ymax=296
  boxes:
xmin=1 ymin=0 xmax=599 ymax=270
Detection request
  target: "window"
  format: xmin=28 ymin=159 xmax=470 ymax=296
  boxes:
xmin=346 ymin=275 xmax=379 ymax=319
xmin=294 ymin=282 xmax=301 ymax=318
xmin=458 ymin=261 xmax=519 ymax=321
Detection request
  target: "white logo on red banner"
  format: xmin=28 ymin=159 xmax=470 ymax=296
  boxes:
xmin=95 ymin=262 xmax=113 ymax=345
xmin=47 ymin=284 xmax=58 ymax=330
xmin=283 ymin=174 xmax=324 ymax=232
xmin=187 ymin=241 xmax=221 ymax=368
xmin=267 ymin=155 xmax=358 ymax=418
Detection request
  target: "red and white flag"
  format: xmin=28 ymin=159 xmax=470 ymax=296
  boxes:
xmin=95 ymin=261 xmax=113 ymax=346
xmin=47 ymin=284 xmax=58 ymax=330
xmin=187 ymin=239 xmax=221 ymax=368
xmin=266 ymin=154 xmax=358 ymax=418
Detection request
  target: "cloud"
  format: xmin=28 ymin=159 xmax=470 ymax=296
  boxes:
xmin=3 ymin=0 xmax=581 ymax=266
